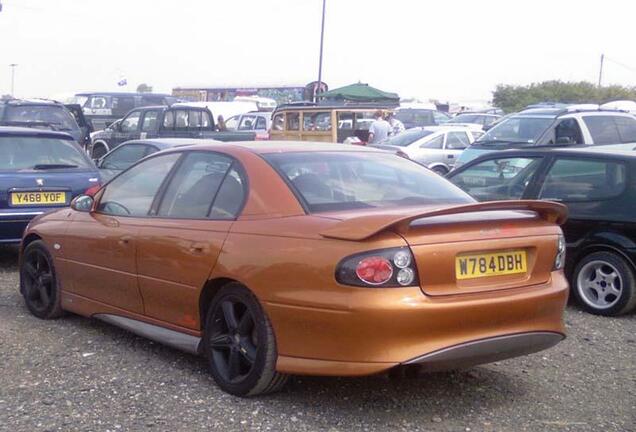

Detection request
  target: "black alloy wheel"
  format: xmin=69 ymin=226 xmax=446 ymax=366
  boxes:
xmin=204 ymin=283 xmax=288 ymax=396
xmin=20 ymin=240 xmax=64 ymax=319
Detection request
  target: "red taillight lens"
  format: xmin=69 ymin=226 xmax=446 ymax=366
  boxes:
xmin=255 ymin=132 xmax=270 ymax=140
xmin=85 ymin=184 xmax=101 ymax=197
xmin=355 ymin=256 xmax=393 ymax=285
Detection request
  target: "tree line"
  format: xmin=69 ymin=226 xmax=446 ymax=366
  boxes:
xmin=492 ymin=80 xmax=636 ymax=113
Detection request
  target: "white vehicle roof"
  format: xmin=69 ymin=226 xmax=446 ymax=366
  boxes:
xmin=175 ymin=101 xmax=258 ymax=119
xmin=398 ymin=102 xmax=437 ymax=110
xmin=600 ymin=100 xmax=636 ymax=113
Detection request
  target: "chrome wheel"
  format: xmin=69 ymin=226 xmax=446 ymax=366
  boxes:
xmin=576 ymin=260 xmax=622 ymax=310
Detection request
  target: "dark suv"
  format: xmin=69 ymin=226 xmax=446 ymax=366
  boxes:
xmin=0 ymin=99 xmax=85 ymax=144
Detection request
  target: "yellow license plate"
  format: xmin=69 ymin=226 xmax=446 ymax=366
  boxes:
xmin=456 ymin=250 xmax=527 ymax=280
xmin=11 ymin=191 xmax=67 ymax=206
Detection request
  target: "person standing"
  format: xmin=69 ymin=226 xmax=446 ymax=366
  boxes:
xmin=387 ymin=111 xmax=405 ymax=136
xmin=217 ymin=115 xmax=227 ymax=132
xmin=367 ymin=110 xmax=391 ymax=144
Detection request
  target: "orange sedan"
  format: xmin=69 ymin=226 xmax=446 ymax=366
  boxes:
xmin=19 ymin=140 xmax=569 ymax=396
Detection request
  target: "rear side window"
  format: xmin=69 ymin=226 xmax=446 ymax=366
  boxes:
xmin=584 ymin=116 xmax=621 ymax=144
xmin=101 ymin=144 xmax=154 ymax=170
xmin=209 ymin=167 xmax=246 ymax=219
xmin=539 ymin=158 xmax=626 ymax=201
xmin=303 ymin=112 xmax=332 ymax=131
xmin=615 ymin=116 xmax=636 ymax=142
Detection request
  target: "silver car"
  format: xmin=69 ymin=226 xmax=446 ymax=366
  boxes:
xmin=371 ymin=127 xmax=474 ymax=175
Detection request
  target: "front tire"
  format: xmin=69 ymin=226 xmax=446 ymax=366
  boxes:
xmin=203 ymin=283 xmax=288 ymax=396
xmin=572 ymin=251 xmax=636 ymax=316
xmin=20 ymin=240 xmax=64 ymax=319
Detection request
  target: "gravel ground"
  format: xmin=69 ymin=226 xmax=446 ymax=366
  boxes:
xmin=0 ymin=244 xmax=634 ymax=432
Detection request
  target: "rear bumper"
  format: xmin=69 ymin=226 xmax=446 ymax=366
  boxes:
xmin=0 ymin=211 xmax=44 ymax=243
xmin=269 ymin=271 xmax=569 ymax=376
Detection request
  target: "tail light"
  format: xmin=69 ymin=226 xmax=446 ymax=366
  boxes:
xmin=553 ymin=234 xmax=566 ymax=270
xmin=336 ymin=247 xmax=419 ymax=288
xmin=255 ymin=132 xmax=270 ymax=141
xmin=85 ymin=184 xmax=101 ymax=197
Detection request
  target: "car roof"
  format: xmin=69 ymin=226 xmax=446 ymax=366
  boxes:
xmin=0 ymin=126 xmax=75 ymax=140
xmin=466 ymin=145 xmax=636 ymax=162
xmin=1 ymin=98 xmax=64 ymax=107
xmin=154 ymin=140 xmax=387 ymax=155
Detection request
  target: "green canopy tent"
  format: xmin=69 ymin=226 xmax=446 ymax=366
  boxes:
xmin=317 ymin=82 xmax=399 ymax=105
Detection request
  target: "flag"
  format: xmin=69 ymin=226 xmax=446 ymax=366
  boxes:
xmin=117 ymin=77 xmax=127 ymax=87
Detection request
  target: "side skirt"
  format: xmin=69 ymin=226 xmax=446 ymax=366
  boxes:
xmin=94 ymin=313 xmax=202 ymax=355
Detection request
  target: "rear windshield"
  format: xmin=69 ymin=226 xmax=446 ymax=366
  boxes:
xmin=0 ymin=136 xmax=92 ymax=170
xmin=265 ymin=152 xmax=474 ymax=212
xmin=383 ymin=129 xmax=434 ymax=146
xmin=5 ymin=105 xmax=78 ymax=131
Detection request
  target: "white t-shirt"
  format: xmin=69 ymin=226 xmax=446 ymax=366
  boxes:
xmin=368 ymin=119 xmax=391 ymax=144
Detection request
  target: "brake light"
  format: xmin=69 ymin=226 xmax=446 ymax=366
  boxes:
xmin=553 ymin=234 xmax=566 ymax=270
xmin=336 ymin=247 xmax=419 ymax=288
xmin=85 ymin=184 xmax=101 ymax=197
xmin=255 ymin=132 xmax=270 ymax=141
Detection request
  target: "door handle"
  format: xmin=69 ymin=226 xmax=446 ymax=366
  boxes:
xmin=118 ymin=235 xmax=132 ymax=245
xmin=447 ymin=154 xmax=455 ymax=159
xmin=189 ymin=242 xmax=206 ymax=253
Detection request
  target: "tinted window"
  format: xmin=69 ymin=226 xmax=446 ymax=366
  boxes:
xmin=158 ymin=152 xmax=232 ymax=218
xmin=615 ymin=116 xmax=636 ymax=143
xmin=420 ymin=134 xmax=443 ymax=149
xmin=101 ymin=144 xmax=153 ymax=170
xmin=98 ymin=153 xmax=180 ymax=217
xmin=141 ymin=111 xmax=160 ymax=132
xmin=0 ymin=136 xmax=91 ymax=170
xmin=266 ymin=152 xmax=473 ymax=212
xmin=446 ymin=131 xmax=470 ymax=149
xmin=450 ymin=157 xmax=542 ymax=201
xmin=209 ymin=167 xmax=246 ymax=219
xmin=112 ymin=97 xmax=135 ymax=114
xmin=539 ymin=158 xmax=626 ymax=201
xmin=554 ymin=118 xmax=583 ymax=144
xmin=120 ymin=111 xmax=141 ymax=133
xmin=4 ymin=105 xmax=78 ymax=131
xmin=583 ymin=116 xmax=621 ymax=144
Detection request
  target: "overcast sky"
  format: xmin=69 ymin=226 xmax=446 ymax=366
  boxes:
xmin=1 ymin=0 xmax=636 ymax=103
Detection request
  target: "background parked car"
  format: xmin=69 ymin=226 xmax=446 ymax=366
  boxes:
xmin=446 ymin=113 xmax=502 ymax=129
xmin=96 ymin=138 xmax=219 ymax=182
xmin=0 ymin=126 xmax=100 ymax=243
xmin=68 ymin=92 xmax=179 ymax=131
xmin=454 ymin=106 xmax=636 ymax=169
xmin=447 ymin=146 xmax=636 ymax=316
xmin=225 ymin=111 xmax=271 ymax=140
xmin=89 ymin=105 xmax=256 ymax=158
xmin=394 ymin=107 xmax=451 ymax=129
xmin=371 ymin=126 xmax=474 ymax=174
xmin=0 ymin=98 xmax=84 ymax=144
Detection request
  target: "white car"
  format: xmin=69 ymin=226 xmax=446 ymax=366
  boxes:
xmin=370 ymin=126 xmax=474 ymax=175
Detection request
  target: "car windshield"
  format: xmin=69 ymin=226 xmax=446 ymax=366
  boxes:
xmin=448 ymin=114 xmax=481 ymax=123
xmin=4 ymin=106 xmax=78 ymax=131
xmin=265 ymin=152 xmax=474 ymax=212
xmin=0 ymin=136 xmax=92 ymax=170
xmin=382 ymin=129 xmax=434 ymax=147
xmin=476 ymin=116 xmax=553 ymax=145
xmin=395 ymin=109 xmax=431 ymax=124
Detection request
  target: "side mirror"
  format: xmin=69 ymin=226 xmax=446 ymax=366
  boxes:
xmin=70 ymin=194 xmax=94 ymax=213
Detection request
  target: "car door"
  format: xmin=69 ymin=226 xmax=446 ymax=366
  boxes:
xmin=60 ymin=152 xmax=181 ymax=313
xmin=114 ymin=110 xmax=142 ymax=147
xmin=536 ymin=156 xmax=628 ymax=249
xmin=136 ymin=151 xmax=247 ymax=329
xmin=443 ymin=131 xmax=471 ymax=167
xmin=448 ymin=155 xmax=547 ymax=202
xmin=139 ymin=109 xmax=161 ymax=139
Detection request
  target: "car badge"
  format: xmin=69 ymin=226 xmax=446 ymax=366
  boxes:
xmin=36 ymin=178 xmax=44 ymax=186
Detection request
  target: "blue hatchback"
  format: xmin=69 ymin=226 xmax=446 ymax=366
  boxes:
xmin=0 ymin=127 xmax=100 ymax=243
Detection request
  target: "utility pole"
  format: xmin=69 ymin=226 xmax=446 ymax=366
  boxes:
xmin=598 ymin=54 xmax=604 ymax=88
xmin=9 ymin=63 xmax=18 ymax=96
xmin=316 ymin=0 xmax=326 ymax=102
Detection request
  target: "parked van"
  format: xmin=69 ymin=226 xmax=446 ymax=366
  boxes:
xmin=269 ymin=104 xmax=393 ymax=143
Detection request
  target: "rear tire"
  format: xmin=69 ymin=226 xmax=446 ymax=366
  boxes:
xmin=571 ymin=251 xmax=636 ymax=316
xmin=203 ymin=283 xmax=288 ymax=396
xmin=20 ymin=240 xmax=64 ymax=319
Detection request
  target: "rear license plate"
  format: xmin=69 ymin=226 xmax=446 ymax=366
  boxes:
xmin=455 ymin=250 xmax=527 ymax=280
xmin=11 ymin=191 xmax=67 ymax=206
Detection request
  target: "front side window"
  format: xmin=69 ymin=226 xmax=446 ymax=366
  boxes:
xmin=120 ymin=111 xmax=141 ymax=133
xmin=98 ymin=153 xmax=180 ymax=217
xmin=272 ymin=113 xmax=284 ymax=131
xmin=101 ymin=144 xmax=153 ymax=171
xmin=554 ymin=118 xmax=583 ymax=144
xmin=449 ymin=157 xmax=542 ymax=201
xmin=255 ymin=116 xmax=267 ymax=130
xmin=141 ymin=110 xmax=160 ymax=132
xmin=265 ymin=152 xmax=473 ymax=212
xmin=238 ymin=115 xmax=258 ymax=130
xmin=157 ymin=152 xmax=232 ymax=219
xmin=303 ymin=112 xmax=332 ymax=131
xmin=0 ymin=136 xmax=92 ymax=170
xmin=445 ymin=131 xmax=470 ymax=149
xmin=539 ymin=158 xmax=626 ymax=201
xmin=583 ymin=116 xmax=621 ymax=144
xmin=225 ymin=115 xmax=239 ymax=130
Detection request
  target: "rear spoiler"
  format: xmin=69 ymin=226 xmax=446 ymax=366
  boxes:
xmin=319 ymin=200 xmax=568 ymax=241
